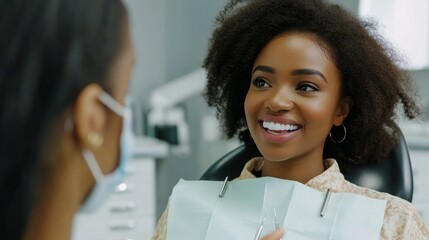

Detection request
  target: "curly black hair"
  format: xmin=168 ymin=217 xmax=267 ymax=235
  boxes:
xmin=202 ymin=0 xmax=420 ymax=170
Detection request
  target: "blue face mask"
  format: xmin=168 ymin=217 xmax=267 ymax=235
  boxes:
xmin=79 ymin=91 xmax=135 ymax=213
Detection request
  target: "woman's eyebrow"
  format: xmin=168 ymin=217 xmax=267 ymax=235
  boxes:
xmin=253 ymin=65 xmax=276 ymax=74
xmin=291 ymin=69 xmax=327 ymax=82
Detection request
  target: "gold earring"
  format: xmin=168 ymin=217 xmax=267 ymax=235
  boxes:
xmin=87 ymin=132 xmax=104 ymax=148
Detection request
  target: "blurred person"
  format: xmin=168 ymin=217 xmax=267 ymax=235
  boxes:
xmin=0 ymin=0 xmax=134 ymax=239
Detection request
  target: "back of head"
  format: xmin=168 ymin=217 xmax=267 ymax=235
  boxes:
xmin=0 ymin=0 xmax=126 ymax=238
xmin=203 ymin=0 xmax=420 ymax=170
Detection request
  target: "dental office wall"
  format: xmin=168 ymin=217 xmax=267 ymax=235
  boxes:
xmin=124 ymin=0 xmax=231 ymax=222
xmin=124 ymin=0 xmax=429 ymax=226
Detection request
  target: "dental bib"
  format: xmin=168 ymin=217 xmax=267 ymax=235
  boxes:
xmin=166 ymin=177 xmax=386 ymax=240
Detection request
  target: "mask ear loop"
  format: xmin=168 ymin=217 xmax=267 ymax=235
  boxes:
xmin=82 ymin=149 xmax=104 ymax=182
xmin=98 ymin=91 xmax=125 ymax=117
xmin=63 ymin=113 xmax=103 ymax=182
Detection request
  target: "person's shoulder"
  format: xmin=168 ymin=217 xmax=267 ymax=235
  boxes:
xmin=379 ymin=193 xmax=429 ymax=239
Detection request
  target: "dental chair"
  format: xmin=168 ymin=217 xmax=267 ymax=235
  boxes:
xmin=200 ymin=129 xmax=413 ymax=202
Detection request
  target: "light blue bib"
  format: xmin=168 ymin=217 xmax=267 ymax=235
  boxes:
xmin=167 ymin=177 xmax=386 ymax=240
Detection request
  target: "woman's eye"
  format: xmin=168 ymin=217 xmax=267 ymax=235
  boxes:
xmin=297 ymin=83 xmax=319 ymax=92
xmin=252 ymin=78 xmax=270 ymax=88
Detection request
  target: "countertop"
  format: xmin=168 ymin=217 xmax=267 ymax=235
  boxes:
xmin=133 ymin=135 xmax=169 ymax=158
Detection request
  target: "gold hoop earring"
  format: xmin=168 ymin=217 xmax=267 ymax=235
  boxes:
xmin=329 ymin=123 xmax=346 ymax=144
xmin=87 ymin=132 xmax=104 ymax=148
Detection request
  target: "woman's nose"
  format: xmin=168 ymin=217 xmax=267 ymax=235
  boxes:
xmin=265 ymin=88 xmax=294 ymax=112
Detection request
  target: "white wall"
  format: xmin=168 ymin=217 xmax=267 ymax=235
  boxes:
xmin=124 ymin=0 xmax=167 ymax=108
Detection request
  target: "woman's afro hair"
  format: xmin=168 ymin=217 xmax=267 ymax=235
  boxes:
xmin=202 ymin=0 xmax=420 ymax=170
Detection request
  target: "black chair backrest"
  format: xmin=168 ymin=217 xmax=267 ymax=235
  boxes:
xmin=200 ymin=130 xmax=413 ymax=202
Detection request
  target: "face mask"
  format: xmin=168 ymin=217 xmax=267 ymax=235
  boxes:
xmin=79 ymin=91 xmax=135 ymax=213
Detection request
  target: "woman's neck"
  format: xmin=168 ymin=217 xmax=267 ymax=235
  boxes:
xmin=25 ymin=197 xmax=77 ymax=240
xmin=24 ymin=150 xmax=90 ymax=240
xmin=261 ymin=154 xmax=325 ymax=184
xmin=24 ymin=182 xmax=79 ymax=240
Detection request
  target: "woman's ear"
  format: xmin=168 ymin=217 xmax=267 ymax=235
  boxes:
xmin=73 ymin=84 xmax=107 ymax=149
xmin=334 ymin=96 xmax=351 ymax=126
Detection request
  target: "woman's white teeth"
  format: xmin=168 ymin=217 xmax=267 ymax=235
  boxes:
xmin=262 ymin=121 xmax=299 ymax=131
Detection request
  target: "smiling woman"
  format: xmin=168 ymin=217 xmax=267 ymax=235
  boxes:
xmin=245 ymin=33 xmax=349 ymax=183
xmin=152 ymin=0 xmax=429 ymax=239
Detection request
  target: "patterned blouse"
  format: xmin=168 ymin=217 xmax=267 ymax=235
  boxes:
xmin=152 ymin=158 xmax=429 ymax=240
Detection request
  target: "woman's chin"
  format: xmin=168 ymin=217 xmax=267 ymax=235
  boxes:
xmin=259 ymin=152 xmax=291 ymax=162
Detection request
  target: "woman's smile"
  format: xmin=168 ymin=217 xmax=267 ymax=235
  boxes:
xmin=258 ymin=117 xmax=303 ymax=143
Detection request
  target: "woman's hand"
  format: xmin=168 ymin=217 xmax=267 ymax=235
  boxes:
xmin=261 ymin=229 xmax=284 ymax=240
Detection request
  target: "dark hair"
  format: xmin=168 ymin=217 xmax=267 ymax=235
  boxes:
xmin=203 ymin=0 xmax=420 ymax=170
xmin=0 ymin=0 xmax=126 ymax=238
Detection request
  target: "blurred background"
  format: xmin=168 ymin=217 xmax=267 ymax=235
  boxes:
xmin=72 ymin=0 xmax=429 ymax=239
